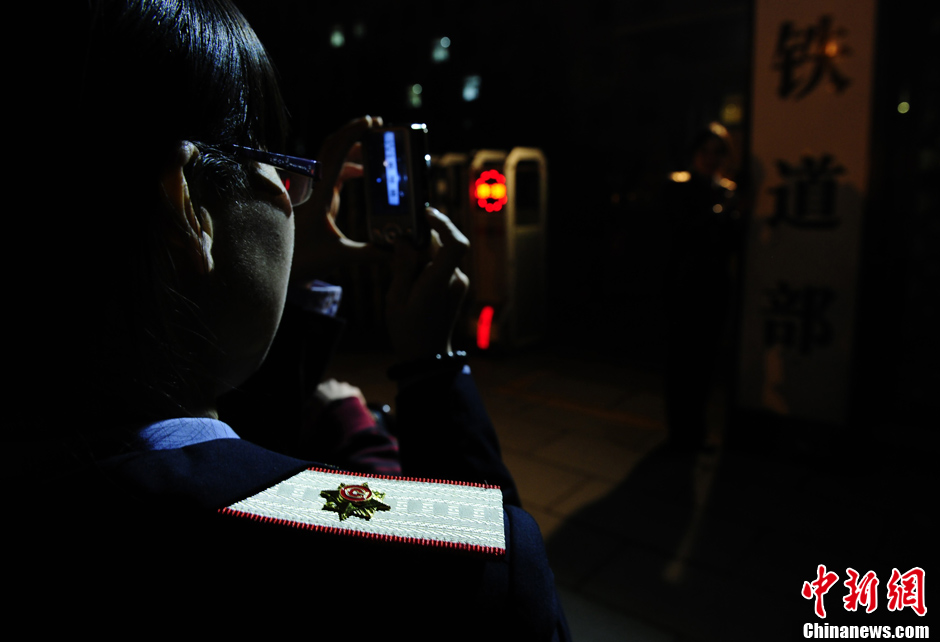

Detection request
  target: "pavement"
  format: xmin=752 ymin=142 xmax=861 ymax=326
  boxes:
xmin=327 ymin=344 xmax=935 ymax=641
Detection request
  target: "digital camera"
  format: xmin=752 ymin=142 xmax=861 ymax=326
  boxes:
xmin=362 ymin=123 xmax=431 ymax=248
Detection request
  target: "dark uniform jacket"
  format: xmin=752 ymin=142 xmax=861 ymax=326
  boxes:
xmin=7 ymin=371 xmax=570 ymax=640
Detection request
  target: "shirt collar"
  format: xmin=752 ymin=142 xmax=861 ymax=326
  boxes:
xmin=134 ymin=417 xmax=240 ymax=451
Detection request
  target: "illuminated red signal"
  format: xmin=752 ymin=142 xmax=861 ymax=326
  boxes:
xmin=477 ymin=305 xmax=494 ymax=349
xmin=473 ymin=169 xmax=508 ymax=212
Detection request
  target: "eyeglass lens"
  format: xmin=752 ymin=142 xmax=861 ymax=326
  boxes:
xmin=277 ymin=170 xmax=314 ymax=207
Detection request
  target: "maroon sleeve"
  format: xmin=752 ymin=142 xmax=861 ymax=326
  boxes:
xmin=300 ymin=397 xmax=401 ymax=475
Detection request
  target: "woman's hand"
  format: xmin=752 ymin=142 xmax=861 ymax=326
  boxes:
xmin=386 ymin=208 xmax=470 ymax=362
xmin=312 ymin=379 xmax=368 ymax=409
xmin=290 ymin=116 xmax=389 ymax=283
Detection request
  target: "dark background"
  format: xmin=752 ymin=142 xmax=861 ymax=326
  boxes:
xmin=230 ymin=4 xmax=936 ymax=636
xmin=237 ymin=0 xmax=938 ymax=433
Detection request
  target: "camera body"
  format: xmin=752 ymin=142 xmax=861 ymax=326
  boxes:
xmin=362 ymin=123 xmax=431 ymax=247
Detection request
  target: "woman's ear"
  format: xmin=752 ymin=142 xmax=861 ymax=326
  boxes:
xmin=161 ymin=141 xmax=215 ymax=274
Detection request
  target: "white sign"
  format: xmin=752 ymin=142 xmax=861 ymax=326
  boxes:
xmin=738 ymin=0 xmax=876 ymax=424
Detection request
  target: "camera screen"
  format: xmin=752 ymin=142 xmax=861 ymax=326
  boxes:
xmin=383 ymin=131 xmax=402 ymax=207
xmin=367 ymin=129 xmax=410 ymax=214
xmin=363 ymin=125 xmax=430 ymax=247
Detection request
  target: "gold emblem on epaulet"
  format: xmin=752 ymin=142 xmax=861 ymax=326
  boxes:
xmin=320 ymin=482 xmax=391 ymax=521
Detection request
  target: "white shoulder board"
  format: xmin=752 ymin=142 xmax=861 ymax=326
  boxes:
xmin=221 ymin=467 xmax=506 ymax=557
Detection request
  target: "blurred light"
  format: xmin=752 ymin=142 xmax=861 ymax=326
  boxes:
xmin=463 ymin=75 xmax=481 ymax=101
xmin=670 ymin=171 xmax=691 ymax=183
xmin=330 ymin=25 xmax=345 ymax=48
xmin=718 ymin=177 xmax=737 ymax=190
xmin=713 ymin=204 xmax=723 ymax=213
xmin=709 ymin=122 xmax=729 ymax=138
xmin=721 ymin=103 xmax=742 ymax=125
xmin=474 ymin=169 xmax=508 ymax=212
xmin=432 ymin=36 xmax=451 ymax=62
xmin=898 ymin=101 xmax=910 ymax=114
xmin=409 ymin=84 xmax=423 ymax=108
xmin=353 ymin=23 xmax=366 ymax=39
xmin=477 ymin=306 xmax=494 ymax=350
xmin=720 ymin=94 xmax=744 ymax=126
xmin=825 ymin=41 xmax=838 ymax=57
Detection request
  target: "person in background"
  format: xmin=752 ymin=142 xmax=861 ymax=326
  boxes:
xmin=662 ymin=122 xmax=743 ymax=452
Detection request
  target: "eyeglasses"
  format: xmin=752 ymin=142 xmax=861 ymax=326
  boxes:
xmin=221 ymin=144 xmax=321 ymax=206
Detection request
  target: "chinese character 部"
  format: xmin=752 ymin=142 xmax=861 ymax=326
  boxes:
xmin=763 ymin=282 xmax=835 ymax=354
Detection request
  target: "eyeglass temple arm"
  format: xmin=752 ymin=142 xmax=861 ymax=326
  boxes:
xmin=228 ymin=145 xmax=321 ymax=181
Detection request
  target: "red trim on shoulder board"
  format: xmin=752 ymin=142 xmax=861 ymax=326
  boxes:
xmin=302 ymin=465 xmax=503 ymax=489
xmin=218 ymin=506 xmax=506 ymax=558
xmin=219 ymin=466 xmax=507 ymax=558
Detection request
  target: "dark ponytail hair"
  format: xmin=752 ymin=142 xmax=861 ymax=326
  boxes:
xmin=77 ymin=0 xmax=287 ymax=199
xmin=13 ymin=0 xmax=289 ymax=439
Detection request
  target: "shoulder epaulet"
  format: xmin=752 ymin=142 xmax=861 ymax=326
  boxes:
xmin=220 ymin=467 xmax=506 ymax=558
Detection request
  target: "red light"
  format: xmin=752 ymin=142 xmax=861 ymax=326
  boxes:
xmin=477 ymin=305 xmax=494 ymax=350
xmin=473 ymin=170 xmax=508 ymax=212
